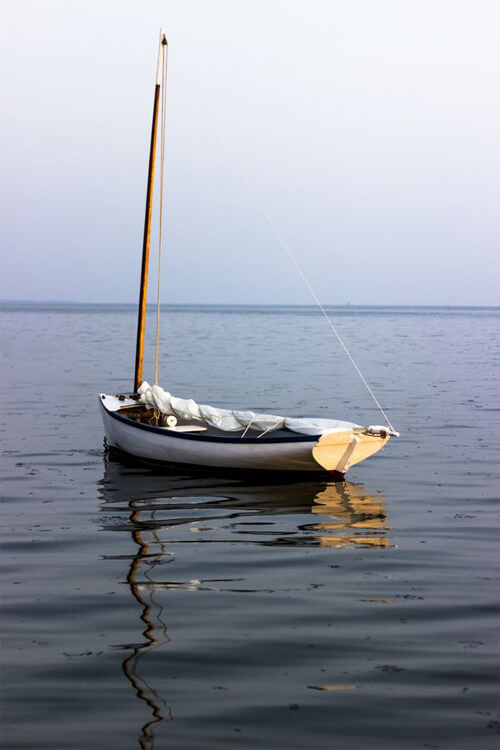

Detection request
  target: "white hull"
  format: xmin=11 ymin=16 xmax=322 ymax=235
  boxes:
xmin=100 ymin=394 xmax=390 ymax=475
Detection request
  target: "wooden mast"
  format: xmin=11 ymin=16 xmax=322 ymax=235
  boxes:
xmin=134 ymin=30 xmax=168 ymax=393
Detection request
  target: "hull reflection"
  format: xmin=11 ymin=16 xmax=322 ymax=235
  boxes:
xmin=98 ymin=457 xmax=390 ymax=748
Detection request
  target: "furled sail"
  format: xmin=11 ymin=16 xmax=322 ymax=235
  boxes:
xmin=138 ymin=382 xmax=361 ymax=436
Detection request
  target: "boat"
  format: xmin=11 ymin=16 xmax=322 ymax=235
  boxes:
xmin=99 ymin=29 xmax=398 ymax=478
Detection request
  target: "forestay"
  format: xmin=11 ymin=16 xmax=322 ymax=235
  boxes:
xmin=138 ymin=382 xmax=360 ymax=437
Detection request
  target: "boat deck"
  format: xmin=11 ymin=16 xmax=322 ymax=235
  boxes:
xmin=115 ymin=403 xmax=319 ymax=442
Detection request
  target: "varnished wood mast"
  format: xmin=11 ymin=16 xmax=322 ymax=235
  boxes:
xmin=134 ymin=30 xmax=168 ymax=393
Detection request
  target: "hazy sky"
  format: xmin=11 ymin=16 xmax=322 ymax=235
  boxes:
xmin=1 ymin=0 xmax=499 ymax=305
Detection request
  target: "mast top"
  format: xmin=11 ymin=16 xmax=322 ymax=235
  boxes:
xmin=156 ymin=29 xmax=168 ymax=85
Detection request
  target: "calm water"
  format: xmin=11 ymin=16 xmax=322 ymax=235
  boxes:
xmin=1 ymin=303 xmax=499 ymax=749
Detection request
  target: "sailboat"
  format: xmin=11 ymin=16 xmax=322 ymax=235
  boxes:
xmin=99 ymin=30 xmax=398 ymax=478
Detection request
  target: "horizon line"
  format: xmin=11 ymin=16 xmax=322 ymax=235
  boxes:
xmin=1 ymin=299 xmax=499 ymax=309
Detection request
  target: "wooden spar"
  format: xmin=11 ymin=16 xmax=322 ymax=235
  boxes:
xmin=134 ymin=30 xmax=168 ymax=393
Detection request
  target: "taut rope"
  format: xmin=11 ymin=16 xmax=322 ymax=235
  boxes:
xmin=149 ymin=39 xmax=395 ymax=432
xmin=154 ymin=37 xmax=168 ymax=385
xmin=246 ymin=182 xmax=397 ymax=433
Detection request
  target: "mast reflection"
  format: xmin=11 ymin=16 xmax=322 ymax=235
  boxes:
xmin=121 ymin=505 xmax=173 ymax=750
xmin=98 ymin=457 xmax=390 ymax=748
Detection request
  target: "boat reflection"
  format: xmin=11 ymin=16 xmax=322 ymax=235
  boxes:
xmin=98 ymin=457 xmax=390 ymax=748
xmin=310 ymin=485 xmax=390 ymax=548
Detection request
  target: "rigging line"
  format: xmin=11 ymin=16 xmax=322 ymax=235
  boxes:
xmin=154 ymin=37 xmax=168 ymax=385
xmin=245 ymin=182 xmax=396 ymax=432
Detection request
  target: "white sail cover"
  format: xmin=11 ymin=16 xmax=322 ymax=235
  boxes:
xmin=138 ymin=382 xmax=360 ymax=436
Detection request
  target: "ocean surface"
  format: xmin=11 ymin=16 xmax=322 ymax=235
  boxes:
xmin=1 ymin=302 xmax=499 ymax=749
